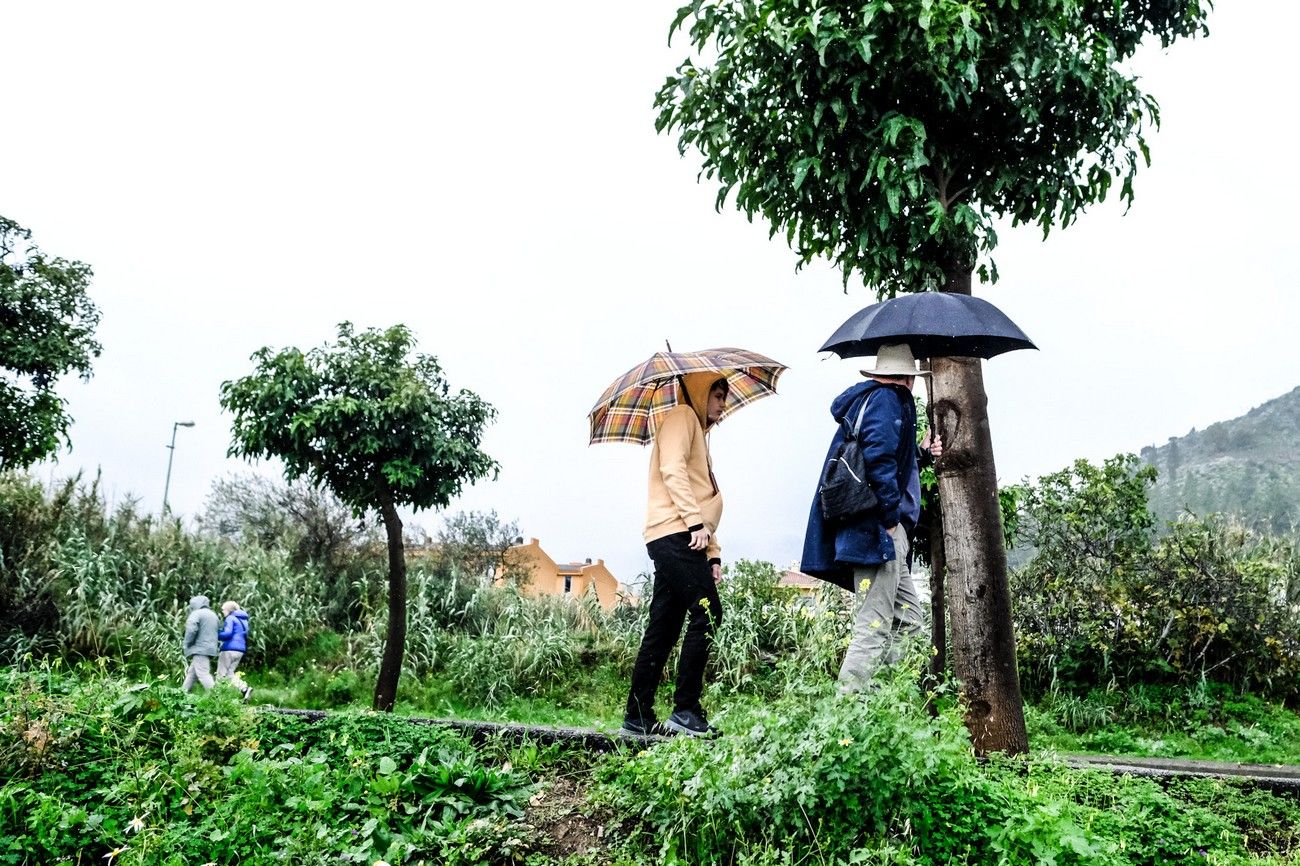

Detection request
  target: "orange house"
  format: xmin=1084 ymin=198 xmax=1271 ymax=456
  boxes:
xmin=499 ymin=538 xmax=621 ymax=609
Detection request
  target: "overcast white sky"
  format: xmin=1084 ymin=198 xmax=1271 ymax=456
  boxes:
xmin=5 ymin=2 xmax=1297 ymax=587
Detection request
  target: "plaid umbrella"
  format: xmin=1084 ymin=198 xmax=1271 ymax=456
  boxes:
xmin=588 ymin=347 xmax=787 ymax=445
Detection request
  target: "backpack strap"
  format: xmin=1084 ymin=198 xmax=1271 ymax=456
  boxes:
xmin=841 ymin=392 xmax=871 ymax=442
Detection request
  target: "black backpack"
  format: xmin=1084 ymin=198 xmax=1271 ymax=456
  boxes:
xmin=818 ymin=396 xmax=879 ymax=522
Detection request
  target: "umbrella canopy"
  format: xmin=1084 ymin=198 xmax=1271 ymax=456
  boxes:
xmin=819 ymin=292 xmax=1036 ymax=360
xmin=588 ymin=347 xmax=786 ymax=445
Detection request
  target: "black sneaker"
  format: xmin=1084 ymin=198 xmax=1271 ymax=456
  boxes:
xmin=621 ymin=717 xmax=659 ymax=736
xmin=662 ymin=709 xmax=720 ymax=738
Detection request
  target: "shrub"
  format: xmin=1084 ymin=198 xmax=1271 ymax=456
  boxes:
xmin=0 ymin=473 xmax=346 ymax=673
xmin=1010 ymin=456 xmax=1300 ymax=700
xmin=599 ymin=666 xmax=1299 ymax=866
xmin=0 ymin=668 xmax=542 ymax=865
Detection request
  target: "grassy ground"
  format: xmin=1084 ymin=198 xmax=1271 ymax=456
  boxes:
xmin=7 ymin=666 xmax=1300 ymax=865
xmin=246 ymin=660 xmax=1300 ymax=766
xmin=1025 ymin=683 xmax=1300 ymax=764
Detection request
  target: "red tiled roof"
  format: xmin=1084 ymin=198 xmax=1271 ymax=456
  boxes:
xmin=779 ymin=570 xmax=820 ymax=588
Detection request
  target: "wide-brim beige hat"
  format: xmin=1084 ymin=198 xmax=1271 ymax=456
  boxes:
xmin=860 ymin=343 xmax=930 ymax=377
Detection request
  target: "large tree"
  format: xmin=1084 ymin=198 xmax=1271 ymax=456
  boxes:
xmin=220 ymin=323 xmax=498 ymax=711
xmin=656 ymin=0 xmax=1209 ymax=753
xmin=0 ymin=216 xmax=102 ymax=470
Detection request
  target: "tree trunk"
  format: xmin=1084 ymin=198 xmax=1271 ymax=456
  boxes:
xmin=373 ymin=490 xmax=408 ymax=712
xmin=920 ymin=501 xmax=947 ymax=718
xmin=928 ymin=512 xmax=947 ymax=684
xmin=930 ymin=263 xmax=1029 ymax=756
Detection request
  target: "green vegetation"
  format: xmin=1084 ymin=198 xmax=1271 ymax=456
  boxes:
xmin=1009 ymin=455 xmax=1300 ymax=701
xmin=220 ymin=321 xmax=499 ymax=711
xmin=3 ymin=456 xmax=1300 ymax=863
xmin=1028 ymin=683 xmax=1300 ymax=765
xmin=599 ymin=671 xmax=1300 ymax=865
xmin=1144 ymin=385 xmax=1300 ymax=534
xmin=0 ymin=668 xmax=551 ymax=865
xmin=0 ymin=216 xmax=102 ymax=470
xmin=6 ymin=666 xmax=1300 ymax=866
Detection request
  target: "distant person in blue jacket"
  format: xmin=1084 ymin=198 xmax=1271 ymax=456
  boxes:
xmin=217 ymin=601 xmax=253 ymax=701
xmin=800 ymin=343 xmax=941 ymax=692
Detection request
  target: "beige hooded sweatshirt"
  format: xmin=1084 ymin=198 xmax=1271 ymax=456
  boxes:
xmin=643 ymin=373 xmax=724 ymax=561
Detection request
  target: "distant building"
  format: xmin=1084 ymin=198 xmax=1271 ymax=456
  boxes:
xmin=499 ymin=537 xmax=622 ymax=609
xmin=779 ymin=569 xmax=822 ymax=598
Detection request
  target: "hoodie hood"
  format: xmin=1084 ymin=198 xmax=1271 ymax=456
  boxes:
xmin=830 ymin=380 xmax=879 ymax=425
xmin=231 ymin=610 xmax=249 ymax=625
xmin=679 ymin=372 xmax=729 ymax=429
xmin=189 ymin=595 xmax=210 ymax=611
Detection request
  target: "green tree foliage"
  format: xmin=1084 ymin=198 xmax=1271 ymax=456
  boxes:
xmin=0 ymin=217 xmax=102 ymax=470
xmin=1011 ymin=454 xmax=1157 ymax=574
xmin=219 ymin=323 xmax=498 ymax=711
xmin=655 ymin=0 xmax=1209 ymax=292
xmin=1010 ymin=455 xmax=1300 ymax=700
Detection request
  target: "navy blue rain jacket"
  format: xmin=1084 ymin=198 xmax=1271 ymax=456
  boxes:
xmin=800 ymin=380 xmax=918 ymax=589
xmin=218 ymin=610 xmax=250 ymax=653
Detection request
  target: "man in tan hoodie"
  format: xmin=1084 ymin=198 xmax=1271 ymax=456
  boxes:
xmin=623 ymin=374 xmax=728 ymax=737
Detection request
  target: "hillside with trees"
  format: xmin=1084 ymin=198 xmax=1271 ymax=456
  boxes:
xmin=1140 ymin=385 xmax=1300 ymax=532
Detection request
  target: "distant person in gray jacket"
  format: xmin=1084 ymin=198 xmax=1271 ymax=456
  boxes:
xmin=181 ymin=595 xmax=220 ymax=692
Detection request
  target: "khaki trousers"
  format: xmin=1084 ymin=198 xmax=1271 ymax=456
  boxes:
xmin=182 ymin=655 xmax=215 ymax=692
xmin=838 ymin=532 xmax=924 ymax=692
xmin=216 ymin=650 xmax=249 ymax=692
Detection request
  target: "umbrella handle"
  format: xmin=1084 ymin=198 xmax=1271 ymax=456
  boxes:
xmin=923 ymin=360 xmax=937 ymax=467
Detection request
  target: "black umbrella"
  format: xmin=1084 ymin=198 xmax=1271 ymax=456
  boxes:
xmin=819 ymin=292 xmax=1036 ymax=360
xmin=820 ymin=291 xmax=1036 ymax=457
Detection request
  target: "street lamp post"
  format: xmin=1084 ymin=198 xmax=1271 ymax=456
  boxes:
xmin=162 ymin=420 xmax=196 ymax=517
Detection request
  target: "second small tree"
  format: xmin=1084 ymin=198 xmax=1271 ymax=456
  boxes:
xmin=220 ymin=323 xmax=498 ymax=711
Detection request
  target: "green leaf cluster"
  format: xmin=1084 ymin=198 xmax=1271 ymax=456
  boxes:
xmin=219 ymin=322 xmax=498 ymax=516
xmin=596 ymin=672 xmax=1290 ymax=865
xmin=655 ymin=0 xmax=1209 ymax=293
xmin=0 ymin=217 xmax=102 ymax=469
xmin=0 ymin=669 xmax=540 ymax=865
xmin=1009 ymin=455 xmax=1300 ymax=699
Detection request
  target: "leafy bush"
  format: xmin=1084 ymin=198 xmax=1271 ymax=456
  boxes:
xmin=600 ymin=666 xmax=1300 ymax=865
xmin=1010 ymin=455 xmax=1300 ymax=700
xmin=0 ymin=667 xmax=542 ymax=865
xmin=0 ymin=473 xmax=338 ymax=671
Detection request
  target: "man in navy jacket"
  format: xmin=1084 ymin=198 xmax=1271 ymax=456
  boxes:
xmin=801 ymin=343 xmax=938 ymax=692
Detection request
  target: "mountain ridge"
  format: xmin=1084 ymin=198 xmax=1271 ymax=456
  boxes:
xmin=1138 ymin=385 xmax=1300 ymax=532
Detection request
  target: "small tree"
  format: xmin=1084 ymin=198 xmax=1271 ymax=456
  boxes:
xmin=435 ymin=510 xmax=521 ymax=582
xmin=220 ymin=323 xmax=498 ymax=711
xmin=198 ymin=473 xmax=382 ymax=629
xmin=655 ymin=0 xmax=1209 ymax=754
xmin=0 ymin=217 xmax=102 ymax=470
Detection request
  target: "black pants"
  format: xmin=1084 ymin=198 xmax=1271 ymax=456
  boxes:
xmin=624 ymin=532 xmax=724 ymax=723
